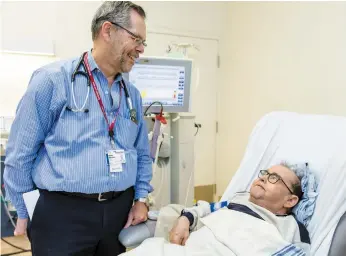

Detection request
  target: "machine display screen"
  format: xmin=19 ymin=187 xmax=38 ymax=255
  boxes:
xmin=129 ymin=64 xmax=185 ymax=107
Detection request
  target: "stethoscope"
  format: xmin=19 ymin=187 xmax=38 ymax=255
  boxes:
xmin=66 ymin=52 xmax=138 ymax=124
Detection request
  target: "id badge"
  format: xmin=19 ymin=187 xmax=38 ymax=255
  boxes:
xmin=106 ymin=150 xmax=126 ymax=173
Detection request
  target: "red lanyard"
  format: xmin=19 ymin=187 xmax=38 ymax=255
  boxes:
xmin=83 ymin=52 xmax=122 ymax=139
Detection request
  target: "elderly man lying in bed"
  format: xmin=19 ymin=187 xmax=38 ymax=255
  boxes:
xmin=121 ymin=163 xmax=317 ymax=256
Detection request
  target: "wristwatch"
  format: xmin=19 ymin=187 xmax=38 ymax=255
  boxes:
xmin=135 ymin=197 xmax=147 ymax=204
xmin=134 ymin=194 xmax=154 ymax=207
xmin=134 ymin=197 xmax=149 ymax=209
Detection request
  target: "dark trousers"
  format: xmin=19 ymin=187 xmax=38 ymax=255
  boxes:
xmin=27 ymin=187 xmax=134 ymax=256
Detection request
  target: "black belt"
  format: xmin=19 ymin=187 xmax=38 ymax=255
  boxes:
xmin=42 ymin=190 xmax=124 ymax=202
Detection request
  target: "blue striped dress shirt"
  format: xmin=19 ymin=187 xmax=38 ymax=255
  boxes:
xmin=4 ymin=51 xmax=153 ymax=219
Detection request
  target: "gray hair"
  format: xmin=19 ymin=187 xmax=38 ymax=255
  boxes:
xmin=91 ymin=1 xmax=146 ymax=40
xmin=280 ymin=161 xmax=304 ymax=199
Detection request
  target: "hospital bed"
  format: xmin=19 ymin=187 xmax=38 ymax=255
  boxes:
xmin=119 ymin=111 xmax=346 ymax=256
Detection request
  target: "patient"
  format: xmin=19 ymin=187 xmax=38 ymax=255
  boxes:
xmin=122 ymin=162 xmax=314 ymax=256
xmin=169 ymin=162 xmax=311 ymax=253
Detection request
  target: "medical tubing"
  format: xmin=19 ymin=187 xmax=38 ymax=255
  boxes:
xmin=184 ymin=167 xmax=194 ymax=207
xmin=150 ymin=119 xmax=162 ymax=160
xmin=153 ymin=159 xmax=166 ymax=206
xmin=144 ymin=101 xmax=163 ymax=116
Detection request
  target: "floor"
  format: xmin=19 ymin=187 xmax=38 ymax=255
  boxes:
xmin=1 ymin=235 xmax=32 ymax=256
xmin=0 ymin=236 xmax=134 ymax=255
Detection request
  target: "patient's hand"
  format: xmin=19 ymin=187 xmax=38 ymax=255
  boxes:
xmin=169 ymin=216 xmax=190 ymax=246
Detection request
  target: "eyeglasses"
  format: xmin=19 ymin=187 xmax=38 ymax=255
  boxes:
xmin=258 ymin=169 xmax=294 ymax=194
xmin=110 ymin=22 xmax=147 ymax=47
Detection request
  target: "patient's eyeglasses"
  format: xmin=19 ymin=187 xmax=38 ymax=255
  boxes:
xmin=259 ymin=169 xmax=294 ymax=194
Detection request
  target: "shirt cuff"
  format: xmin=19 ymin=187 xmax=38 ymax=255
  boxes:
xmin=134 ymin=188 xmax=149 ymax=200
xmin=13 ymin=199 xmax=29 ymax=219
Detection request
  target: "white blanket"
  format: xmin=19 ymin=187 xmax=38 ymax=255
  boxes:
xmin=120 ymin=209 xmax=306 ymax=256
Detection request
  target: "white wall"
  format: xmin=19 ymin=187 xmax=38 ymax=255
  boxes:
xmin=0 ymin=1 xmax=3 ymax=51
xmin=56 ymin=1 xmax=227 ymax=57
xmin=134 ymin=1 xmax=225 ymax=40
xmin=1 ymin=1 xmax=226 ymax=58
xmin=0 ymin=54 xmax=59 ymax=116
xmin=216 ymin=2 xmax=346 ymax=197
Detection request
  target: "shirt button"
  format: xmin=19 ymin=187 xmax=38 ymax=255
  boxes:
xmin=105 ymin=91 xmax=109 ymax=95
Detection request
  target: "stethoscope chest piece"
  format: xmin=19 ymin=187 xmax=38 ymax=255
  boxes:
xmin=130 ymin=109 xmax=138 ymax=124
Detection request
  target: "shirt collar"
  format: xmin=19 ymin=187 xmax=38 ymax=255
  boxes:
xmin=87 ymin=49 xmax=123 ymax=83
xmin=86 ymin=49 xmax=99 ymax=72
xmin=114 ymin=73 xmax=123 ymax=83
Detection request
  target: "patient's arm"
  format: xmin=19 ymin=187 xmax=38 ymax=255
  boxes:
xmin=168 ymin=201 xmax=211 ymax=246
xmin=169 ymin=198 xmax=232 ymax=246
xmin=169 ymin=216 xmax=190 ymax=245
xmin=180 ymin=200 xmax=230 ymax=231
xmin=180 ymin=200 xmax=211 ymax=231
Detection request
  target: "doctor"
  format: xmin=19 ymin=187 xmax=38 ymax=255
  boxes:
xmin=4 ymin=1 xmax=152 ymax=255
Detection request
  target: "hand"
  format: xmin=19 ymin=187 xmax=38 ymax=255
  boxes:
xmin=169 ymin=216 xmax=190 ymax=246
xmin=124 ymin=201 xmax=148 ymax=228
xmin=14 ymin=218 xmax=28 ymax=236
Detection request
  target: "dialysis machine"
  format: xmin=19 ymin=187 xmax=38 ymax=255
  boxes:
xmin=124 ymin=56 xmax=195 ymax=210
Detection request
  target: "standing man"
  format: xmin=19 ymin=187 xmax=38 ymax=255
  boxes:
xmin=4 ymin=1 xmax=152 ymax=255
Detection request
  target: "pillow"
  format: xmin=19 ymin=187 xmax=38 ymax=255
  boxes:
xmin=290 ymin=162 xmax=319 ymax=227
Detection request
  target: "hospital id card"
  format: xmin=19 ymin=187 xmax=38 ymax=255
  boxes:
xmin=106 ymin=150 xmax=126 ymax=173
